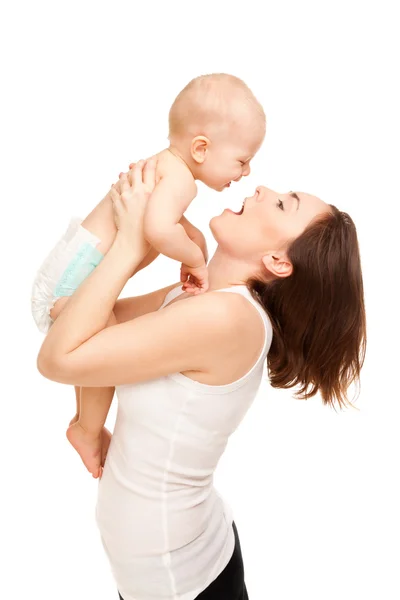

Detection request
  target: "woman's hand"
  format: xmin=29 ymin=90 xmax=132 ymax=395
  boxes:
xmin=110 ymin=159 xmax=156 ymax=256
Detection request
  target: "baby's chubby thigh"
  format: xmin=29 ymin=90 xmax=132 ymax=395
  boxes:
xmin=31 ymin=218 xmax=105 ymax=333
xmin=49 ymin=296 xmax=70 ymax=321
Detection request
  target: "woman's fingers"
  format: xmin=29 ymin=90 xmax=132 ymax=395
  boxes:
xmin=130 ymin=159 xmax=145 ymax=188
xmin=143 ymin=158 xmax=157 ymax=192
xmin=119 ymin=172 xmax=130 ymax=194
xmin=110 ymin=185 xmax=122 ymax=227
xmin=125 ymin=158 xmax=156 ymax=191
xmin=110 ymin=185 xmax=119 ymax=203
xmin=127 ymin=163 xmax=136 ymax=185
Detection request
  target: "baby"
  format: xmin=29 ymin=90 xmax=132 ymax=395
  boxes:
xmin=32 ymin=73 xmax=266 ymax=477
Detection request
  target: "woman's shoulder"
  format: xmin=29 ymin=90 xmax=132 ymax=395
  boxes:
xmin=164 ymin=289 xmax=267 ymax=383
xmin=166 ymin=288 xmax=264 ymax=341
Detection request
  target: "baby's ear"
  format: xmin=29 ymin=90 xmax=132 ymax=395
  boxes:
xmin=191 ymin=136 xmax=210 ymax=164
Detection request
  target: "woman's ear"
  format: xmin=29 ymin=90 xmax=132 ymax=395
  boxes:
xmin=262 ymin=252 xmax=293 ymax=278
xmin=191 ymin=136 xmax=210 ymax=164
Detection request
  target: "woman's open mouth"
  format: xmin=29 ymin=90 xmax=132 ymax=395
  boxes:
xmin=228 ymin=201 xmax=245 ymax=215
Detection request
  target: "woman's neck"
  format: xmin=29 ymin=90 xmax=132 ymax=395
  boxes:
xmin=206 ymin=247 xmax=257 ymax=291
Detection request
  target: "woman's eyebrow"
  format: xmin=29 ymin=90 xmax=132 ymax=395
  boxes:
xmin=289 ymin=192 xmax=300 ymax=210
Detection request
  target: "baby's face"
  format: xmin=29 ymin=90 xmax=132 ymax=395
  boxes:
xmin=198 ymin=129 xmax=263 ymax=192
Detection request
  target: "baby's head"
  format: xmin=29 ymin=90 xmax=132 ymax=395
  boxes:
xmin=168 ymin=73 xmax=266 ymax=191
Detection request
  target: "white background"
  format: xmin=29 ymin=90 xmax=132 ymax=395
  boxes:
xmin=1 ymin=1 xmax=399 ymax=599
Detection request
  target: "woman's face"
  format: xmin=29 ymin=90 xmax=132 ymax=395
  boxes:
xmin=210 ymin=186 xmax=330 ymax=260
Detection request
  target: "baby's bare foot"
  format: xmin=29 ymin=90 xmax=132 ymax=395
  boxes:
xmin=66 ymin=422 xmax=102 ymax=479
xmin=97 ymin=427 xmax=113 ymax=479
xmin=69 ymin=413 xmax=79 ymax=426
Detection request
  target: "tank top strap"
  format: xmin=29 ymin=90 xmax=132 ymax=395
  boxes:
xmin=166 ymin=284 xmax=272 ymax=394
xmin=158 ymin=284 xmax=184 ymax=310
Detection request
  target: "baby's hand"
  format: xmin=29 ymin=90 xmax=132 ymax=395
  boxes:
xmin=180 ymin=263 xmax=209 ymax=295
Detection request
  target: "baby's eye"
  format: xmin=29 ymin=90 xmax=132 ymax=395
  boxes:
xmin=277 ymin=199 xmax=284 ymax=210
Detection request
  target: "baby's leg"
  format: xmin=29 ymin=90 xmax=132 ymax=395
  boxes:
xmin=46 ymin=197 xmax=118 ymax=477
xmin=50 ymin=296 xmax=116 ymax=478
xmin=70 ymin=387 xmax=80 ymax=425
xmin=68 ymin=388 xmax=112 ymax=476
xmin=67 ymin=313 xmax=117 ymax=478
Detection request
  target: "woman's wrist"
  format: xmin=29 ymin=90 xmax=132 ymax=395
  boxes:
xmin=112 ymin=232 xmax=149 ymax=271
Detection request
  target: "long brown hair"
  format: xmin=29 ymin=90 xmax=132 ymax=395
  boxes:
xmin=248 ymin=206 xmax=366 ymax=409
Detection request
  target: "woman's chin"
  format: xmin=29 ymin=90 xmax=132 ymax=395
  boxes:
xmin=209 ymin=210 xmax=235 ymax=241
xmin=209 ymin=214 xmax=221 ymax=239
xmin=209 ymin=211 xmax=225 ymax=226
xmin=209 ymin=215 xmax=218 ymax=232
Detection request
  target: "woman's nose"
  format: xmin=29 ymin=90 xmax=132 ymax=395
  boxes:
xmin=256 ymin=186 xmax=275 ymax=197
xmin=256 ymin=186 xmax=265 ymax=196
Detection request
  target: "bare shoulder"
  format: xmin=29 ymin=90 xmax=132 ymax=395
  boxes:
xmin=156 ymin=149 xmax=197 ymax=195
xmin=164 ymin=289 xmax=265 ymax=382
xmin=166 ymin=289 xmax=262 ymax=341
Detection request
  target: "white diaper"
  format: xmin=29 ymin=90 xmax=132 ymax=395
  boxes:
xmin=31 ymin=218 xmax=103 ymax=334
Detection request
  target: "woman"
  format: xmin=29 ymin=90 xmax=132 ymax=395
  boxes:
xmin=37 ymin=160 xmax=366 ymax=600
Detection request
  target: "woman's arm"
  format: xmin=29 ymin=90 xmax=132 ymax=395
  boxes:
xmin=113 ymin=282 xmax=181 ymax=323
xmin=37 ymin=289 xmax=235 ymax=387
xmin=36 ymin=161 xmax=235 ymax=387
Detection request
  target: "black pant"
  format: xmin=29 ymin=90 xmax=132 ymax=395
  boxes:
xmin=119 ymin=521 xmax=248 ymax=599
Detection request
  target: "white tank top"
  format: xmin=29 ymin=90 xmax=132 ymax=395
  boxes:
xmin=96 ymin=285 xmax=272 ymax=600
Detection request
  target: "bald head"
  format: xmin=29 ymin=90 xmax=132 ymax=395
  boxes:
xmin=168 ymin=73 xmax=266 ymax=143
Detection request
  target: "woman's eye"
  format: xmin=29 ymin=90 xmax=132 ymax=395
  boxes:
xmin=277 ymin=199 xmax=284 ymax=210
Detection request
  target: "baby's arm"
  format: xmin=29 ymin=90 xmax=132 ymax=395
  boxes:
xmin=144 ymin=174 xmax=204 ymax=269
